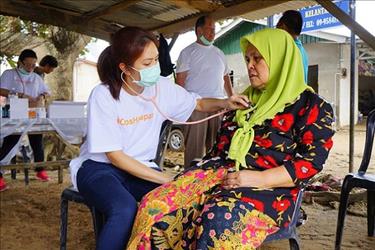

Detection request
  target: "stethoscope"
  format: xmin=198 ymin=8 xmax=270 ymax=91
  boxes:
xmin=120 ymin=72 xmax=229 ymax=125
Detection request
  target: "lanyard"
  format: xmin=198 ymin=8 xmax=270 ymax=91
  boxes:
xmin=15 ymin=69 xmax=26 ymax=95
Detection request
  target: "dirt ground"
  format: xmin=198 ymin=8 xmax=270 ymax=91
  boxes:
xmin=0 ymin=123 xmax=374 ymax=250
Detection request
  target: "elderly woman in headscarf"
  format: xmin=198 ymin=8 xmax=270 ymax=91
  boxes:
xmin=127 ymin=28 xmax=335 ymax=250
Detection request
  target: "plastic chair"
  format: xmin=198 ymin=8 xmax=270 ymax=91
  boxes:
xmin=263 ymin=188 xmax=305 ymax=250
xmin=60 ymin=120 xmax=172 ymax=250
xmin=335 ymin=109 xmax=375 ymax=250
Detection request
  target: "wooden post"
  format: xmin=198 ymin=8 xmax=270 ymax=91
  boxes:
xmin=58 ymin=165 xmax=63 ymax=184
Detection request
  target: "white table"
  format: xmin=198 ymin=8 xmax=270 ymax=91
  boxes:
xmin=0 ymin=117 xmax=86 ymax=184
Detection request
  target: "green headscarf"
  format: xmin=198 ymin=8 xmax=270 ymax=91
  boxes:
xmin=228 ymin=28 xmax=314 ymax=170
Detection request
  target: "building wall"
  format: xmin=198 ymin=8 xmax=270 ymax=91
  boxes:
xmin=226 ymin=53 xmax=249 ymax=93
xmin=225 ymin=43 xmax=358 ymax=128
xmin=305 ymin=43 xmax=358 ymax=127
xmin=341 ymin=43 xmax=359 ymax=127
xmin=73 ymin=59 xmax=100 ymax=102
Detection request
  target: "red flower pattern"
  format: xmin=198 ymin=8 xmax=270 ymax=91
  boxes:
xmin=272 ymin=198 xmax=291 ymax=212
xmin=284 ymin=154 xmax=292 ymax=161
xmin=323 ymin=137 xmax=333 ymax=150
xmin=222 ymin=122 xmax=233 ymax=128
xmin=254 ymin=136 xmax=272 ymax=148
xmin=290 ymin=189 xmax=298 ymax=202
xmin=217 ymin=135 xmax=229 ymax=151
xmin=255 ymin=155 xmax=278 ymax=169
xmin=241 ymin=197 xmax=265 ymax=212
xmin=302 ymin=131 xmax=314 ymax=145
xmin=294 ymin=160 xmax=318 ymax=179
xmin=306 ymin=104 xmax=319 ymax=125
xmin=298 ymin=107 xmax=306 ymax=116
xmin=271 ymin=114 xmax=294 ymax=132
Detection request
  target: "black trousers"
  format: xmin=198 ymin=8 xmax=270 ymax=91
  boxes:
xmin=0 ymin=134 xmax=44 ymax=177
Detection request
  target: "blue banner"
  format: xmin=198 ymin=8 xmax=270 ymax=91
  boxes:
xmin=300 ymin=0 xmax=350 ymax=32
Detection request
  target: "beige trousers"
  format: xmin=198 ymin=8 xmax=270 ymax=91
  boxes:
xmin=183 ymin=110 xmax=221 ymax=168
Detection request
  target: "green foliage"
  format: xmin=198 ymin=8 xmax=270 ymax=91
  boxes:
xmin=0 ymin=15 xmax=50 ymax=37
xmin=0 ymin=53 xmax=16 ymax=68
xmin=0 ymin=15 xmax=91 ymax=63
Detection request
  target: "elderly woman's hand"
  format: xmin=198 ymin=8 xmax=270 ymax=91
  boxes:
xmin=225 ymin=94 xmax=249 ymax=110
xmin=222 ymin=170 xmax=265 ymax=189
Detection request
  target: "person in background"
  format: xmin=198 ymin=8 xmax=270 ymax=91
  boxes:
xmin=70 ymin=26 xmax=248 ymax=249
xmin=34 ymin=55 xmax=58 ymax=79
xmin=0 ymin=49 xmax=51 ymax=191
xmin=176 ymin=15 xmax=234 ymax=168
xmin=277 ymin=10 xmax=309 ymax=83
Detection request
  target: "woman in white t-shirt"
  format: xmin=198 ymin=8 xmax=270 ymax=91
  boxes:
xmin=71 ymin=27 xmax=249 ymax=250
xmin=0 ymin=49 xmax=51 ymax=190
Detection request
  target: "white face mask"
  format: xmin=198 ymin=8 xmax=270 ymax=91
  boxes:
xmin=199 ymin=35 xmax=214 ymax=46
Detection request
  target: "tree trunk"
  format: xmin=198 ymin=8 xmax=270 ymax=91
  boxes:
xmin=46 ymin=28 xmax=91 ymax=100
xmin=0 ymin=17 xmax=91 ymax=101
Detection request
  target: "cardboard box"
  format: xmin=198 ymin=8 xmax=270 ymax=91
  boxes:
xmin=10 ymin=98 xmax=28 ymax=119
xmin=48 ymin=101 xmax=86 ymax=118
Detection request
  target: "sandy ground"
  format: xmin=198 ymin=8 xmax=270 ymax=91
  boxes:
xmin=0 ymin=123 xmax=374 ymax=250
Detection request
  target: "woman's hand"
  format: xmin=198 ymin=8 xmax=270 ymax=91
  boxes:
xmin=195 ymin=94 xmax=249 ymax=112
xmin=159 ymin=172 xmax=174 ymax=184
xmin=222 ymin=170 xmax=265 ymax=189
xmin=222 ymin=167 xmax=295 ymax=189
xmin=225 ymin=94 xmax=249 ymax=110
xmin=28 ymin=94 xmax=46 ymax=108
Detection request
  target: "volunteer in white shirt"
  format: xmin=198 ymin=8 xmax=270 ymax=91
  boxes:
xmin=176 ymin=15 xmax=234 ymax=168
xmin=0 ymin=49 xmax=51 ymax=191
xmin=70 ymin=27 xmax=249 ymax=250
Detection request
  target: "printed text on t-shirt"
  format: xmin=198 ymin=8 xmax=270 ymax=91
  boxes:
xmin=117 ymin=113 xmax=154 ymax=126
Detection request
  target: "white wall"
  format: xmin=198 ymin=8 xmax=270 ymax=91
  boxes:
xmin=225 ymin=53 xmax=249 ymax=93
xmin=339 ymin=44 xmax=359 ymax=127
xmin=73 ymin=59 xmax=100 ymax=102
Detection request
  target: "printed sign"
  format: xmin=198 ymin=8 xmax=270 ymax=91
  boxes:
xmin=300 ymin=0 xmax=350 ymax=32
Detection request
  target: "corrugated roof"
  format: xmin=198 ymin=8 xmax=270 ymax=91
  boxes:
xmin=0 ymin=0 xmax=317 ymax=40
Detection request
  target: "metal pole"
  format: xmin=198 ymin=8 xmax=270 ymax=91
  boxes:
xmin=349 ymin=0 xmax=356 ymax=172
xmin=267 ymin=15 xmax=273 ymax=28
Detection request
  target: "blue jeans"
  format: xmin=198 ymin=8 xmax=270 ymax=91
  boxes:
xmin=77 ymin=159 xmax=160 ymax=250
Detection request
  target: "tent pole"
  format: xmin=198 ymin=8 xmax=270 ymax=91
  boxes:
xmin=349 ymin=0 xmax=356 ymax=172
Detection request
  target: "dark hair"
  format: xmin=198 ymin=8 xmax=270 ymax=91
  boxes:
xmin=278 ymin=10 xmax=303 ymax=35
xmin=97 ymin=46 xmax=113 ymax=85
xmin=19 ymin=49 xmax=37 ymax=62
xmin=195 ymin=15 xmax=210 ymax=34
xmin=97 ymin=26 xmax=159 ymax=100
xmin=39 ymin=55 xmax=58 ymax=67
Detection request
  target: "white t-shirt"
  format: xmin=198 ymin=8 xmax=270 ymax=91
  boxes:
xmin=0 ymin=69 xmax=50 ymax=98
xmin=70 ymin=77 xmax=199 ymax=190
xmin=176 ymin=42 xmax=229 ymax=98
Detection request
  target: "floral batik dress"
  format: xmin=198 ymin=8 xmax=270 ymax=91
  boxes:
xmin=127 ymin=90 xmax=335 ymax=250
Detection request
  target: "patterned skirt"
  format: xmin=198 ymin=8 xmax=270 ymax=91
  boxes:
xmin=127 ymin=168 xmax=279 ymax=250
